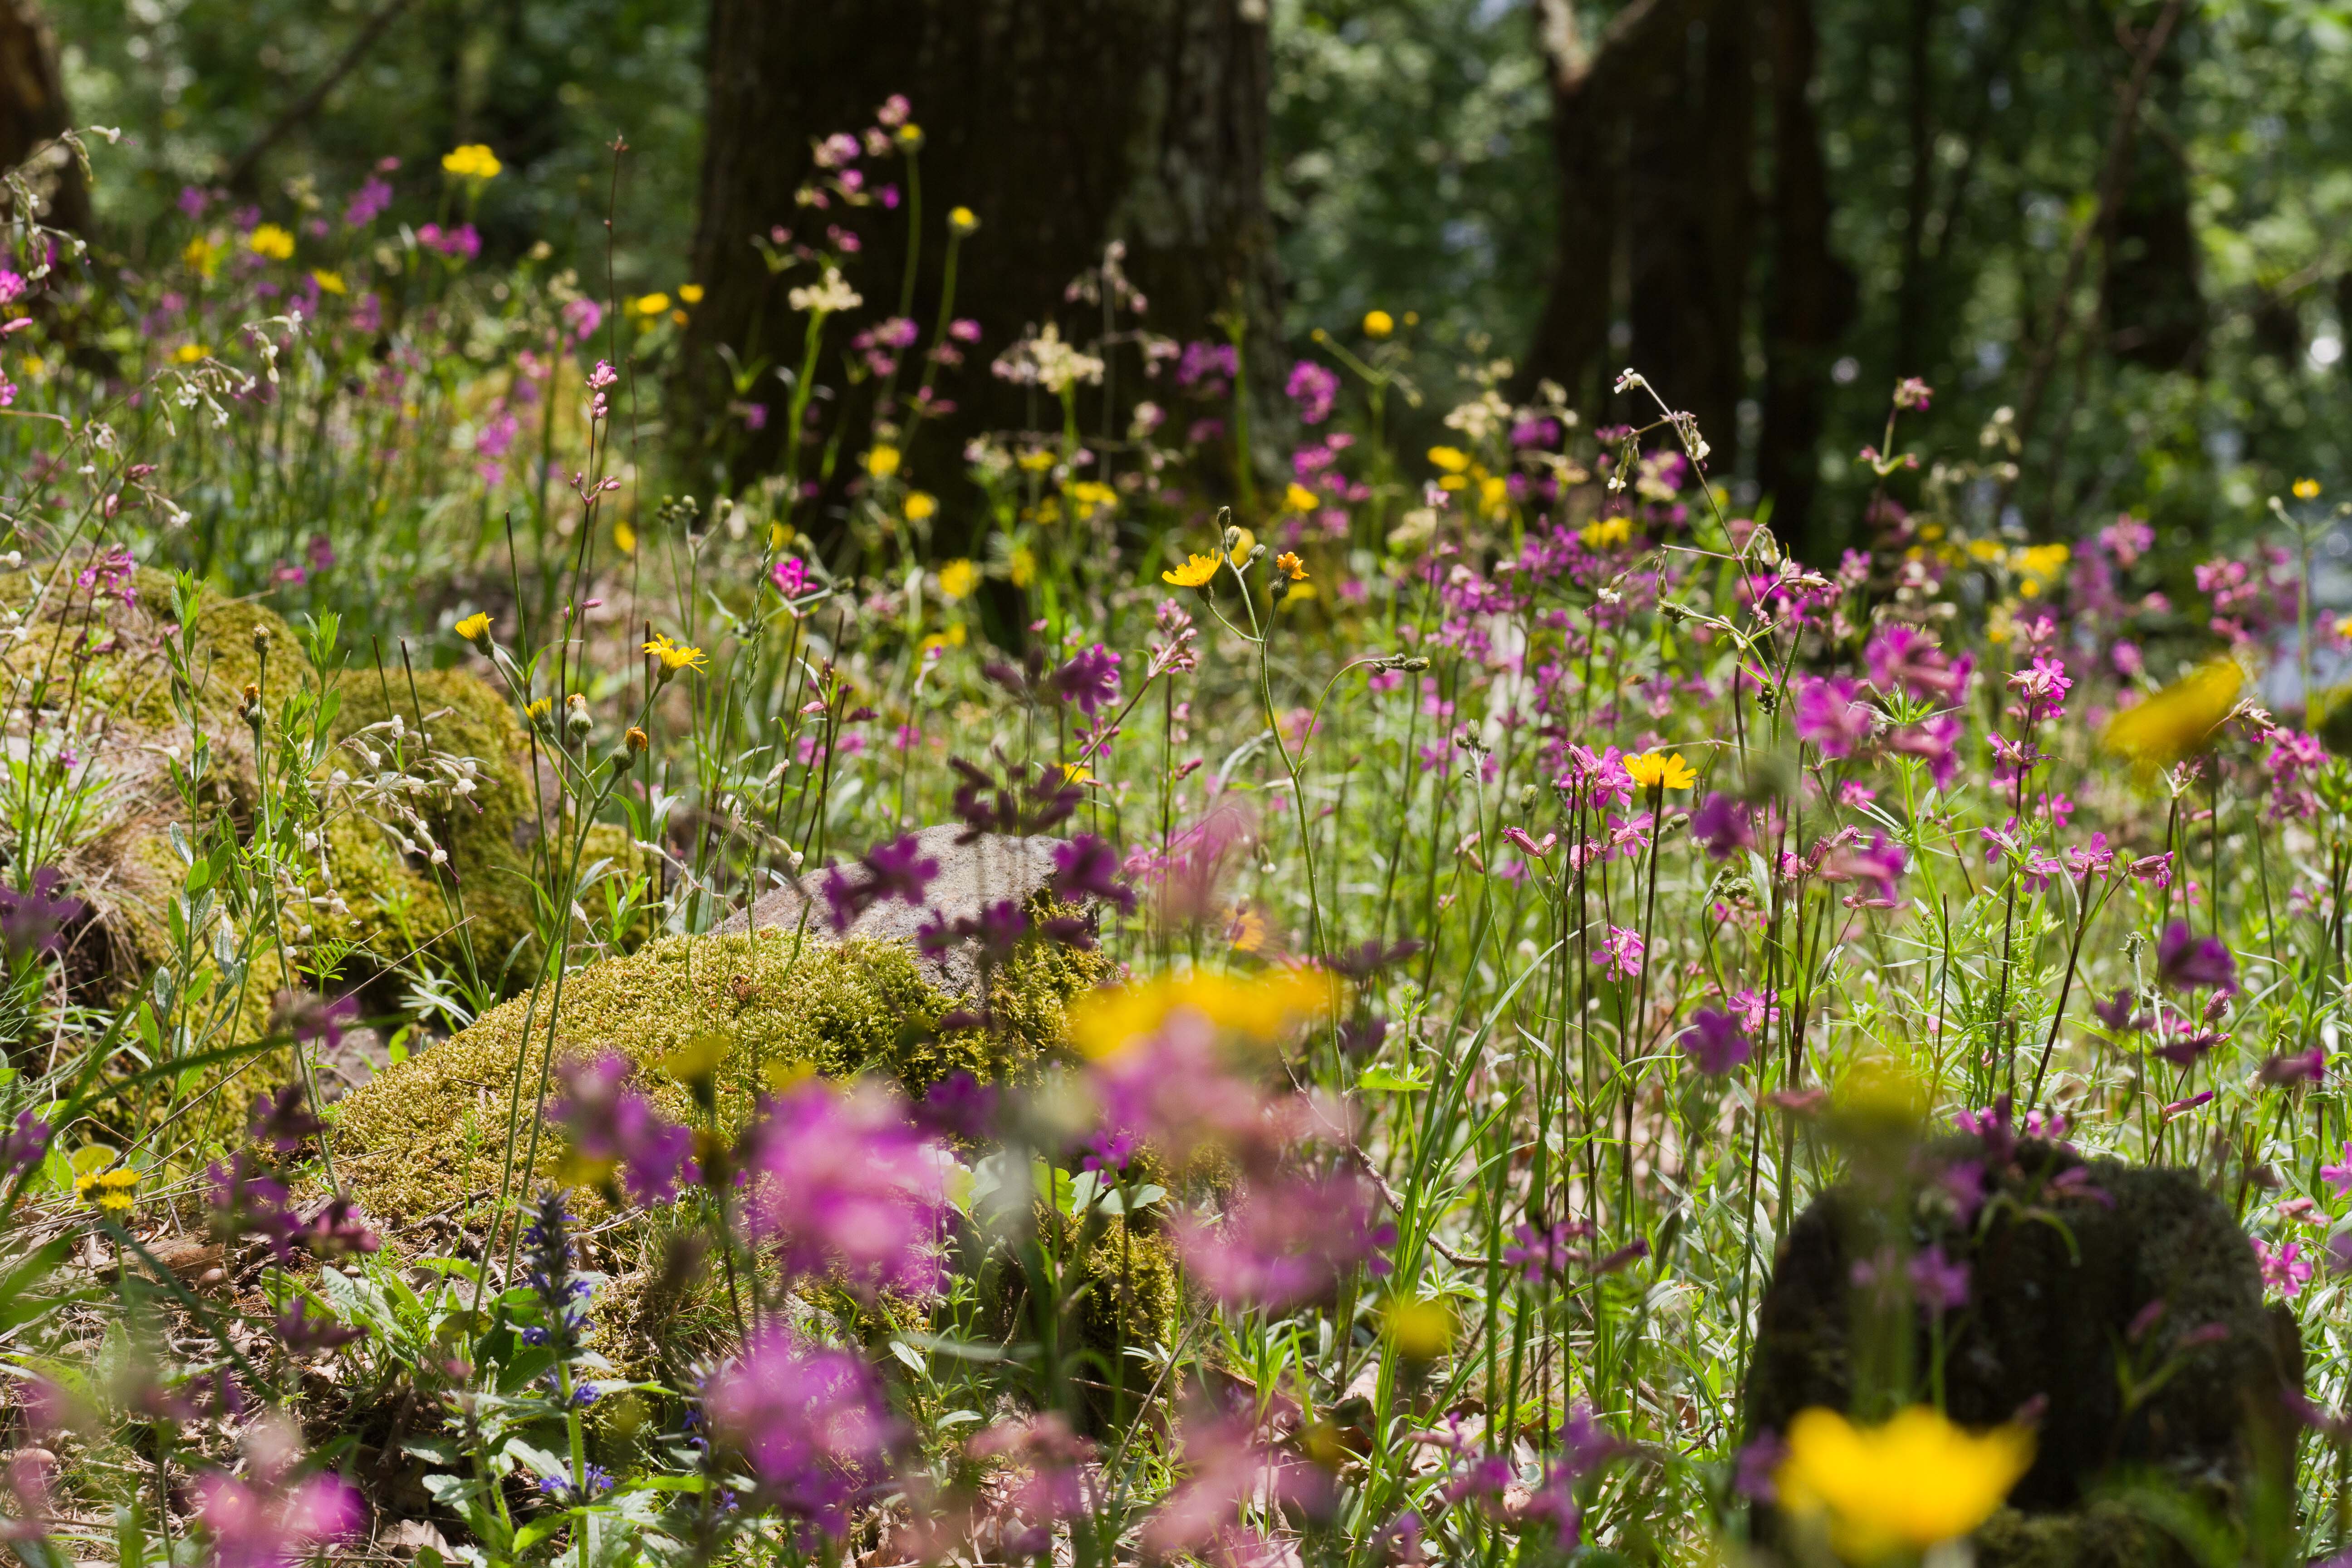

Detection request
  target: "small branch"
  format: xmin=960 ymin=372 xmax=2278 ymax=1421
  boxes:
xmin=222 ymin=0 xmax=415 ymax=191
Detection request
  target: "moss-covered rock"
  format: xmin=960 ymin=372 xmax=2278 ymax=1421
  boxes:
xmin=1743 ymin=1141 xmax=2303 ymax=1565
xmin=332 ymin=925 xmax=1106 ymax=1222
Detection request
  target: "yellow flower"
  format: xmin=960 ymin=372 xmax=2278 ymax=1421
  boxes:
xmin=1162 ymin=553 xmax=1220 ymax=588
xmin=74 ymin=1166 xmax=138 ymax=1218
xmin=454 ymin=612 xmax=492 ymax=642
xmin=171 ymin=343 xmax=211 ymax=365
xmin=1383 ymin=1297 xmax=1454 ymax=1358
xmin=1070 ymin=480 xmax=1117 ymax=513
xmin=1581 ymin=517 xmax=1632 ymax=549
xmin=937 ymin=559 xmax=976 ymax=600
xmin=948 ymin=206 xmax=980 ymax=235
xmin=1426 ymin=446 xmax=1470 ymax=474
xmin=1274 ymin=551 xmax=1308 ymax=583
xmin=1061 ymin=762 xmax=1094 ymax=786
xmin=2101 ymin=660 xmax=2243 ymax=772
xmin=2294 ymin=477 xmax=2323 ymax=501
xmin=921 ymin=624 xmax=969 ymax=654
xmin=1478 ymin=474 xmax=1509 ymax=513
xmin=442 ymin=143 xmax=503 ymax=181
xmin=248 ymin=224 xmax=295 ymax=260
xmin=866 ymin=445 xmax=902 ymax=479
xmin=614 ymin=519 xmax=637 ymax=554
xmin=896 ymin=122 xmax=924 ymax=147
xmin=904 ymin=490 xmax=939 ymax=522
xmin=182 ymin=235 xmax=221 ymax=279
xmin=1363 ymin=309 xmax=1394 ymax=339
xmin=311 ymin=269 xmax=346 ymax=295
xmin=1070 ymin=970 xmax=1342 ymax=1060
xmin=642 ymin=632 xmax=708 ymax=676
xmin=1284 ymin=482 xmax=1319 ymax=514
xmin=1015 ymin=448 xmax=1057 ymax=474
xmin=1010 ymin=547 xmax=1036 ymax=588
xmin=1777 ymin=1406 xmax=2032 ymax=1560
xmin=678 ymin=283 xmax=705 ymax=305
xmin=632 ymin=292 xmax=671 ymax=317
xmin=525 ymin=697 xmax=552 ymax=723
xmin=1623 ymin=750 xmax=1696 ymax=790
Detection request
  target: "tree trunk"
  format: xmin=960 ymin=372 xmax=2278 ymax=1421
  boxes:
xmin=0 ymin=0 xmax=85 ymax=235
xmin=1755 ymin=0 xmax=1854 ymax=563
xmin=682 ymin=0 xmax=1283 ymax=519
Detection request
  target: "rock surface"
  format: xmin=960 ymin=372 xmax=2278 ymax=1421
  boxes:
xmin=718 ymin=825 xmax=1075 ymax=997
xmin=1743 ymin=1140 xmax=2302 ymax=1565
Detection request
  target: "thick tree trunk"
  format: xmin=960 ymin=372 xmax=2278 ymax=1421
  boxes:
xmin=1755 ymin=0 xmax=1854 ymax=562
xmin=682 ymin=0 xmax=1283 ymax=511
xmin=0 ymin=0 xmax=85 ymax=235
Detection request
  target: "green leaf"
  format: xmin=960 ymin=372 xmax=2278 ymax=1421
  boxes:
xmin=1358 ymin=1066 xmax=1428 ymax=1092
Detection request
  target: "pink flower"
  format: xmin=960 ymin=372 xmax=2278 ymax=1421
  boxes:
xmin=548 ymin=1051 xmax=694 ymax=1205
xmin=2255 ymin=1238 xmax=2313 ymax=1299
xmin=705 ymin=1329 xmax=895 ymax=1536
xmin=1285 ymin=359 xmax=1339 ymax=425
xmin=737 ymin=1078 xmax=952 ymax=1296
xmin=1597 ymin=926 xmax=1643 ymax=980
xmin=1175 ymin=1169 xmax=1392 ymax=1309
xmin=772 ymin=555 xmax=809 ymax=596
xmin=562 ymin=296 xmax=603 ymax=342
xmin=2322 ymin=1142 xmax=2352 ymax=1197
xmin=1793 ymin=675 xmax=1874 ymax=757
xmin=191 ymin=1427 xmax=363 ymax=1568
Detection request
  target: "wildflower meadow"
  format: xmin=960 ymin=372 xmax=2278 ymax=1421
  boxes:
xmin=0 ymin=17 xmax=2351 ymax=1568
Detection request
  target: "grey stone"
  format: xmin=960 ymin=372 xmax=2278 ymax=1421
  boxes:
xmin=717 ymin=826 xmax=1075 ymax=998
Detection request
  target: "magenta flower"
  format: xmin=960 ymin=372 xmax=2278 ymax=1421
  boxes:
xmin=704 ymin=1329 xmax=896 ymax=1537
xmin=1819 ymin=833 xmax=1906 ymax=907
xmin=1596 ymin=926 xmax=1643 ymax=980
xmin=1907 ymin=1244 xmax=1970 ymax=1314
xmin=561 ymin=296 xmax=603 ymax=342
xmin=1051 ymin=833 xmax=1136 ymax=913
xmin=2090 ymin=988 xmax=2150 ymax=1034
xmin=737 ymin=1078 xmax=951 ymax=1296
xmin=1174 ymin=1169 xmax=1392 ymax=1310
xmin=0 ymin=867 xmax=81 ymax=962
xmin=818 ymin=833 xmax=943 ymax=931
xmin=1285 ymin=360 xmax=1339 ymax=425
xmin=0 ymin=1110 xmax=50 ymax=1178
xmin=192 ymin=1463 xmax=362 ymax=1568
xmin=1679 ymin=1008 xmax=1750 ymax=1075
xmin=772 ymin=555 xmax=809 ymax=596
xmin=2260 ymin=1048 xmax=2326 ymax=1088
xmin=1793 ymin=675 xmax=1874 ymax=758
xmin=246 ymin=1081 xmax=325 ymax=1153
xmin=1049 ymin=644 xmax=1121 ymax=716
xmin=342 ymin=176 xmax=393 ymax=227
xmin=1501 ymin=1219 xmax=1592 ymax=1281
xmin=548 ymin=1051 xmax=694 ymax=1205
xmin=2323 ymin=1142 xmax=2352 ymax=1196
xmin=1688 ymin=793 xmax=1754 ymax=860
xmin=2156 ymin=920 xmax=2236 ymax=993
xmin=2255 ymin=1238 xmax=2313 ymax=1299
xmin=1864 ymin=624 xmax=1968 ymax=700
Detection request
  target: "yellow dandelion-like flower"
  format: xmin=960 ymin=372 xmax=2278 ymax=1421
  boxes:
xmin=937 ymin=559 xmax=976 ymax=600
xmin=454 ymin=612 xmax=492 ymax=642
xmin=525 ymin=697 xmax=552 ymax=722
xmin=904 ymin=490 xmax=939 ymax=522
xmin=247 ymin=224 xmax=295 ymax=260
xmin=1581 ymin=516 xmax=1633 ymax=549
xmin=1283 ymin=482 xmax=1319 ymax=514
xmin=1363 ymin=309 xmax=1395 ymax=339
xmin=1274 ymin=552 xmax=1308 ymax=583
xmin=948 ymin=206 xmax=980 ymax=236
xmin=1009 ymin=547 xmax=1037 ymax=588
xmin=172 ymin=343 xmax=211 ymax=365
xmin=1162 ymin=553 xmax=1220 ymax=588
xmin=1383 ymin=1297 xmax=1453 ymax=1358
xmin=311 ymin=269 xmax=346 ymax=295
xmin=2294 ymin=477 xmax=2323 ymax=501
xmin=1623 ymin=751 xmax=1696 ymax=790
xmin=865 ymin=445 xmax=902 ymax=479
xmin=632 ymin=292 xmax=671 ymax=318
xmin=2102 ymin=660 xmax=2243 ymax=773
xmin=442 ymin=143 xmax=503 ymax=181
xmin=182 ymin=235 xmax=221 ymax=279
xmin=642 ymin=632 xmax=709 ymax=676
xmin=75 ymin=1165 xmax=138 ymax=1217
xmin=678 ymin=283 xmax=705 ymax=305
xmin=1070 ymin=480 xmax=1117 ymax=513
xmin=1070 ymin=969 xmax=1342 ymax=1060
xmin=1777 ymin=1406 xmax=2032 ymax=1560
xmin=1426 ymin=446 xmax=1471 ymax=475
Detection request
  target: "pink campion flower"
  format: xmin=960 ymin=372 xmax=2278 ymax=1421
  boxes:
xmin=1886 ymin=713 xmax=1961 ymax=788
xmin=2323 ymin=1143 xmax=2352 ymax=1197
xmin=705 ymin=1329 xmax=895 ymax=1537
xmin=2156 ymin=919 xmax=2236 ymax=994
xmin=1559 ymin=744 xmax=1636 ymax=812
xmin=1908 ymin=1244 xmax=1970 ymax=1314
xmin=1892 ymin=376 xmax=1933 ymax=412
xmin=1285 ymin=359 xmax=1339 ymax=425
xmin=1143 ymin=1413 xmax=1334 ymax=1561
xmin=1175 ymin=1169 xmax=1392 ymax=1310
xmin=0 ymin=270 xmax=23 ymax=305
xmin=1087 ymin=1010 xmax=1285 ymax=1164
xmin=343 ymin=176 xmax=393 ymax=227
xmin=1793 ymin=675 xmax=1874 ymax=758
xmin=1679 ymin=1007 xmax=1750 ymax=1074
xmin=2005 ymin=656 xmax=2073 ymax=724
xmin=2256 ymin=1238 xmax=2313 ymax=1299
xmin=2259 ymin=1047 xmax=2326 ymax=1088
xmin=1864 ymin=623 xmax=1969 ymax=701
xmin=191 ymin=1420 xmax=363 ymax=1568
xmin=1502 ymin=1219 xmax=1593 ymax=1281
xmin=475 ymin=410 xmax=517 ymax=461
xmin=549 ymin=1051 xmax=694 ymax=1205
xmin=736 ymin=1078 xmax=952 ymax=1296
xmin=1688 ymin=792 xmax=1754 ymax=860
xmin=772 ymin=555 xmax=809 ymax=596
xmin=562 ymin=296 xmax=603 ymax=342
xmin=1818 ymin=833 xmax=1905 ymax=906
xmin=2101 ymin=514 xmax=2154 ymax=566
xmin=1596 ymin=926 xmax=1643 ymax=980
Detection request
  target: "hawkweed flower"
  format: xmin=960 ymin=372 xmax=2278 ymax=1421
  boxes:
xmin=1362 ymin=309 xmax=1394 ymax=339
xmin=1622 ymin=750 xmax=1695 ymax=790
xmin=75 ymin=1165 xmax=137 ymax=1218
xmin=1274 ymin=550 xmax=1309 ymax=582
xmin=1162 ymin=553 xmax=1220 ymax=588
xmin=642 ymin=632 xmax=708 ymax=679
xmin=705 ymin=1328 xmax=895 ymax=1536
xmin=1775 ymin=1406 xmax=2031 ymax=1559
xmin=441 ymin=143 xmax=502 ymax=182
xmin=2102 ymin=661 xmax=2242 ymax=770
xmin=549 ymin=1051 xmax=695 ymax=1205
xmin=737 ymin=1078 xmax=952 ymax=1296
xmin=454 ymin=611 xmax=491 ymax=642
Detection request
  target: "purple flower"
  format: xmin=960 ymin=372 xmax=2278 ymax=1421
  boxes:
xmin=2089 ymin=987 xmax=2149 ymax=1033
xmin=247 ymin=1082 xmax=325 ymax=1154
xmin=1174 ymin=1169 xmax=1393 ymax=1310
xmin=1049 ymin=644 xmax=1121 ymax=716
xmin=178 ymin=184 xmax=211 ymax=220
xmin=2324 ymin=1142 xmax=2352 ymax=1197
xmin=1285 ymin=360 xmax=1339 ymax=425
xmin=343 ymin=176 xmax=393 ymax=227
xmin=704 ymin=1328 xmax=895 ymax=1535
xmin=548 ymin=1051 xmax=694 ymax=1205
xmin=1679 ymin=1008 xmax=1751 ymax=1075
xmin=819 ymin=834 xmax=943 ymax=932
xmin=206 ymin=1153 xmax=297 ymax=1259
xmin=562 ymin=296 xmax=603 ymax=342
xmin=0 ymin=868 xmax=83 ymax=962
xmin=1078 ymin=1128 xmax=1138 ymax=1174
xmin=1820 ymin=833 xmax=1906 ymax=906
xmin=193 ymin=1467 xmax=363 ymax=1568
xmin=2156 ymin=920 xmax=2236 ymax=993
xmin=1793 ymin=676 xmax=1874 ymax=758
xmin=1501 ymin=1219 xmax=1591 ymax=1281
xmin=2260 ymin=1047 xmax=2326 ymax=1088
xmin=274 ymin=1297 xmax=364 ymax=1354
xmin=0 ymin=1111 xmax=49 ymax=1178
xmin=2255 ymin=1238 xmax=2313 ymax=1299
xmin=285 ymin=1197 xmax=380 ymax=1259
xmin=1733 ymin=1431 xmax=1786 ymax=1502
xmin=1907 ymin=1244 xmax=1970 ymax=1314
xmin=737 ymin=1079 xmax=951 ymax=1296
xmin=1596 ymin=926 xmax=1643 ymax=980
xmin=772 ymin=555 xmax=809 ymax=596
xmin=1865 ymin=623 xmax=1970 ymax=701
xmin=1689 ymin=793 xmax=1754 ymax=861
xmin=1051 ymin=834 xmax=1135 ymax=913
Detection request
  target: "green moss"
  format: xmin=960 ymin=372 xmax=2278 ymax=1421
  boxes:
xmin=334 ymin=927 xmax=1100 ymax=1221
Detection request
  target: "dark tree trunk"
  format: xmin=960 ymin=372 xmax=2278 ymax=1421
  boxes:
xmin=1755 ymin=0 xmax=1854 ymax=562
xmin=2100 ymin=11 xmax=2203 ymax=372
xmin=0 ymin=0 xmax=85 ymax=235
xmin=682 ymin=0 xmax=1283 ymax=521
xmin=1527 ymin=0 xmax=1752 ymax=481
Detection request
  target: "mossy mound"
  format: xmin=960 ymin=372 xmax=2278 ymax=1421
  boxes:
xmin=332 ymin=926 xmax=1106 ymax=1222
xmin=1744 ymin=1141 xmax=2302 ymax=1565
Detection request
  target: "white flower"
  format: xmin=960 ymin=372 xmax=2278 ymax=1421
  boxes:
xmin=788 ymin=266 xmax=862 ymax=315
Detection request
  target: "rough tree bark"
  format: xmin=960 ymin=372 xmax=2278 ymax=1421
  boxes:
xmin=0 ymin=0 xmax=84 ymax=234
xmin=682 ymin=0 xmax=1284 ymax=507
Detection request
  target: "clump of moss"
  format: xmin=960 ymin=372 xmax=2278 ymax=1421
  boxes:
xmin=333 ymin=927 xmax=1105 ymax=1221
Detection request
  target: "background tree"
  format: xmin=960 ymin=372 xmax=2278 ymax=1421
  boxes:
xmin=0 ymin=0 xmax=84 ymax=234
xmin=680 ymin=0 xmax=1286 ymax=507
